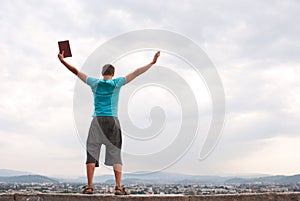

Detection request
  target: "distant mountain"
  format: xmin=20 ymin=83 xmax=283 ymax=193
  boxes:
xmin=100 ymin=173 xmax=300 ymax=185
xmin=0 ymin=169 xmax=32 ymax=177
xmin=0 ymin=175 xmax=58 ymax=183
xmin=225 ymin=177 xmax=249 ymax=184
xmin=225 ymin=174 xmax=300 ymax=185
xmin=60 ymin=172 xmax=299 ymax=185
xmin=1 ymin=169 xmax=299 ymax=185
xmin=279 ymin=174 xmax=300 ymax=184
xmin=70 ymin=172 xmax=228 ymax=184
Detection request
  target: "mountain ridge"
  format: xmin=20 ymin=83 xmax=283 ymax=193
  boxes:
xmin=0 ymin=169 xmax=299 ymax=184
xmin=0 ymin=174 xmax=58 ymax=183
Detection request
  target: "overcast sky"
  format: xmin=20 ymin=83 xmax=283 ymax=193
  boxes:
xmin=0 ymin=0 xmax=299 ymax=178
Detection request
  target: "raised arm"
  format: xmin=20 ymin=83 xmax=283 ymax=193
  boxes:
xmin=58 ymin=51 xmax=87 ymax=83
xmin=125 ymin=51 xmax=160 ymax=84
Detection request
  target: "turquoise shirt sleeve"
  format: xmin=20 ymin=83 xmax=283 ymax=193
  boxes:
xmin=115 ymin=77 xmax=126 ymax=87
xmin=87 ymin=77 xmax=99 ymax=87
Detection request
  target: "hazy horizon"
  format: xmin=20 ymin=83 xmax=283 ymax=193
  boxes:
xmin=0 ymin=168 xmax=283 ymax=179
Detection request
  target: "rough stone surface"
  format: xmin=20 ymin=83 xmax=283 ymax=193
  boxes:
xmin=0 ymin=194 xmax=14 ymax=201
xmin=0 ymin=193 xmax=300 ymax=201
xmin=188 ymin=193 xmax=300 ymax=201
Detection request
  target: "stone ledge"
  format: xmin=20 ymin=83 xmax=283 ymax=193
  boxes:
xmin=1 ymin=193 xmax=300 ymax=201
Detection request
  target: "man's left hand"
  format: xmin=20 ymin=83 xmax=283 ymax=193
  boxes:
xmin=151 ymin=51 xmax=160 ymax=64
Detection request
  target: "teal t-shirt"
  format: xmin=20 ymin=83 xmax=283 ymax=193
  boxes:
xmin=86 ymin=77 xmax=126 ymax=117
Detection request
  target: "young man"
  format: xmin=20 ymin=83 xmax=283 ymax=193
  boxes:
xmin=58 ymin=50 xmax=160 ymax=195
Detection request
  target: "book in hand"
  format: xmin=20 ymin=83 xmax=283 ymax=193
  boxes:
xmin=58 ymin=40 xmax=72 ymax=57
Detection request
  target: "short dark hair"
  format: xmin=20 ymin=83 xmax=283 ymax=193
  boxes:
xmin=102 ymin=64 xmax=115 ymax=76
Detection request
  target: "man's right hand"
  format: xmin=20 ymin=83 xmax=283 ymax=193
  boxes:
xmin=57 ymin=49 xmax=87 ymax=82
xmin=58 ymin=51 xmax=64 ymax=61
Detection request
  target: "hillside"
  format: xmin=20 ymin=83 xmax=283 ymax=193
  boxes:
xmin=0 ymin=175 xmax=58 ymax=183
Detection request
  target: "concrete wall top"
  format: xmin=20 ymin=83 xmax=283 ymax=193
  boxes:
xmin=1 ymin=193 xmax=300 ymax=201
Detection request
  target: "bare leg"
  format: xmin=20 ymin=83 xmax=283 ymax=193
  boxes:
xmin=113 ymin=164 xmax=122 ymax=187
xmin=86 ymin=163 xmax=96 ymax=191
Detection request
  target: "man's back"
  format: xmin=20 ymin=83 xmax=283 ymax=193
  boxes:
xmin=86 ymin=77 xmax=126 ymax=117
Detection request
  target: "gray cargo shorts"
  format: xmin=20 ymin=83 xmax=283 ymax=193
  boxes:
xmin=86 ymin=116 xmax=122 ymax=167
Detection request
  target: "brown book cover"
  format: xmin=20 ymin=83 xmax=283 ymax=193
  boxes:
xmin=58 ymin=40 xmax=72 ymax=57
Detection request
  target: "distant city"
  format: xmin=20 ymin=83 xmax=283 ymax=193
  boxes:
xmin=1 ymin=182 xmax=300 ymax=195
xmin=0 ymin=169 xmax=299 ymax=195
